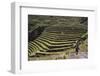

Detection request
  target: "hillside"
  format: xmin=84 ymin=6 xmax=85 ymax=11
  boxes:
xmin=28 ymin=15 xmax=88 ymax=61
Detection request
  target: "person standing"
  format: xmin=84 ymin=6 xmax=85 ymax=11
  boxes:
xmin=75 ymin=40 xmax=80 ymax=55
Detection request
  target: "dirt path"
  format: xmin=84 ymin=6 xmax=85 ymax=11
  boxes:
xmin=68 ymin=52 xmax=88 ymax=59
